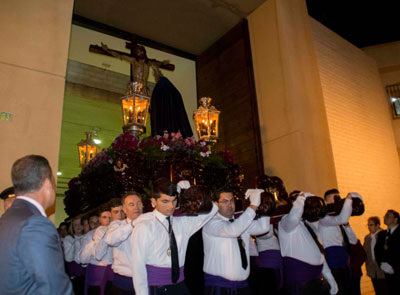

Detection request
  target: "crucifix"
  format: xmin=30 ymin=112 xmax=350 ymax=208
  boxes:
xmin=89 ymin=35 xmax=175 ymax=95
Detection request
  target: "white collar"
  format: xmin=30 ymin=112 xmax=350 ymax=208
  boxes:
xmin=389 ymin=224 xmax=399 ymax=233
xmin=16 ymin=196 xmax=46 ymax=217
xmin=153 ymin=209 xmax=170 ymax=222
xmin=217 ymin=212 xmax=233 ymax=221
xmin=370 ymin=230 xmax=380 ymax=238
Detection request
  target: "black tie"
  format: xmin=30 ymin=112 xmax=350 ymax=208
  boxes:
xmin=340 ymin=225 xmax=351 ymax=252
xmin=166 ymin=216 xmax=179 ymax=283
xmin=229 ymin=219 xmax=248 ymax=270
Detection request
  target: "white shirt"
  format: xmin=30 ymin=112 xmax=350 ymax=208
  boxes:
xmin=256 ymin=224 xmax=280 ymax=253
xmin=202 ymin=207 xmax=270 ymax=281
xmin=131 ymin=205 xmax=218 ymax=295
xmin=62 ymin=234 xmax=85 ymax=264
xmin=75 ymin=231 xmax=90 ymax=265
xmin=278 ymin=196 xmax=324 ymax=265
xmin=63 ymin=235 xmax=75 ymax=262
xmin=80 ymin=227 xmax=112 ymax=266
xmin=94 ymin=226 xmax=113 ymax=266
xmin=319 ymin=198 xmax=357 ymax=248
xmin=278 ymin=196 xmax=337 ymax=292
xmin=79 ymin=230 xmax=95 ymax=264
xmin=105 ymin=218 xmax=137 ymax=277
xmin=388 ymin=224 xmax=399 ymax=235
xmin=16 ymin=196 xmax=46 ymax=217
xmin=370 ymin=230 xmax=380 ymax=261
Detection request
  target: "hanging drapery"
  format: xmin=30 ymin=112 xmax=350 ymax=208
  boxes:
xmin=150 ymin=76 xmax=193 ymax=138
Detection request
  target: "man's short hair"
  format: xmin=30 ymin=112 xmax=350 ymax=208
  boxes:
xmin=98 ymin=204 xmax=110 ymax=215
xmin=212 ymin=186 xmax=234 ymax=202
xmin=152 ymin=177 xmax=178 ymax=199
xmin=324 ymin=188 xmax=339 ymax=199
xmin=121 ymin=191 xmax=141 ymax=205
xmin=11 ymin=155 xmax=53 ymax=195
xmin=108 ymin=197 xmax=122 ymax=209
xmin=88 ymin=213 xmax=99 ymax=219
xmin=289 ymin=190 xmax=301 ymax=201
xmin=59 ymin=222 xmax=68 ymax=229
xmin=387 ymin=209 xmax=400 ymax=224
xmin=368 ymin=216 xmax=380 ymax=226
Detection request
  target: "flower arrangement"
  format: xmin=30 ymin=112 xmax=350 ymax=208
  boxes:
xmin=63 ymin=132 xmax=243 ymax=218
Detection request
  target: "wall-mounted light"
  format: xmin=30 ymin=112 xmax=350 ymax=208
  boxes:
xmin=77 ymin=131 xmax=99 ymax=168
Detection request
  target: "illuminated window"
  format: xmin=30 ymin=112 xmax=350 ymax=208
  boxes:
xmin=386 ymin=84 xmax=400 ymax=118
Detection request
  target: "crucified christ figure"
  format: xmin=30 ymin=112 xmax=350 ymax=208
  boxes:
xmin=101 ymin=42 xmax=169 ymax=95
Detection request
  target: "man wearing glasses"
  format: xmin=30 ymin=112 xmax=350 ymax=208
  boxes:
xmin=202 ymin=187 xmax=270 ymax=294
xmin=375 ymin=209 xmax=400 ymax=295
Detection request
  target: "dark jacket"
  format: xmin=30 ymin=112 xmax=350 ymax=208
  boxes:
xmin=374 ymin=225 xmax=400 ymax=274
xmin=0 ymin=198 xmax=73 ymax=295
xmin=363 ymin=231 xmax=386 ymax=279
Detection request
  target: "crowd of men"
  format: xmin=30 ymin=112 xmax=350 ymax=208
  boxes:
xmin=0 ymin=154 xmax=399 ymax=295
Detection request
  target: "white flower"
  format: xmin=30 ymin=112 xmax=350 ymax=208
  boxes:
xmin=200 ymin=151 xmax=211 ymax=157
xmin=200 ymin=141 xmax=206 ymax=147
xmin=161 ymin=144 xmax=170 ymax=151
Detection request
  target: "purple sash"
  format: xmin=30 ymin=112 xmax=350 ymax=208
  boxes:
xmin=258 ymin=250 xmax=283 ymax=270
xmin=84 ymin=264 xmax=107 ymax=295
xmin=104 ymin=265 xmax=114 ymax=282
xmin=66 ymin=261 xmax=85 ymax=277
xmin=146 ymin=265 xmax=185 ymax=286
xmin=283 ymin=257 xmax=322 ymax=294
xmin=250 ymin=256 xmax=259 ymax=267
xmin=325 ymin=246 xmax=350 ymax=269
xmin=204 ymin=273 xmax=248 ymax=289
xmin=112 ymin=273 xmax=134 ymax=291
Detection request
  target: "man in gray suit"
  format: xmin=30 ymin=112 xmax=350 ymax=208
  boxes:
xmin=0 ymin=155 xmax=73 ymax=295
xmin=363 ymin=216 xmax=387 ymax=295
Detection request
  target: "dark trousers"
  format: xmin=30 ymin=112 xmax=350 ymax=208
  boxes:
xmin=86 ymin=282 xmax=113 ymax=295
xmin=149 ymin=281 xmax=190 ymax=295
xmin=350 ymin=276 xmax=361 ymax=295
xmin=371 ymin=278 xmax=388 ymax=295
xmin=331 ymin=267 xmax=352 ymax=295
xmin=250 ymin=267 xmax=282 ymax=295
xmin=204 ymin=285 xmax=252 ymax=295
xmin=384 ymin=273 xmax=400 ymax=295
xmin=72 ymin=276 xmax=85 ymax=295
xmin=111 ymin=284 xmax=135 ymax=295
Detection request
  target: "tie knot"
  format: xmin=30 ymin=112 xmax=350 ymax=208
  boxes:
xmin=229 ymin=219 xmax=234 ymax=223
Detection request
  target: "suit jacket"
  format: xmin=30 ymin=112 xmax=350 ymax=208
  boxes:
xmin=363 ymin=232 xmax=385 ymax=279
xmin=374 ymin=225 xmax=400 ymax=275
xmin=0 ymin=198 xmax=73 ymax=295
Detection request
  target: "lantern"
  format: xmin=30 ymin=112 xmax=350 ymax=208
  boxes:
xmin=193 ymin=97 xmax=220 ymax=142
xmin=77 ymin=131 xmax=99 ymax=168
xmin=121 ymin=82 xmax=150 ymax=137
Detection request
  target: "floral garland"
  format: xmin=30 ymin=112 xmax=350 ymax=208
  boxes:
xmin=64 ymin=132 xmax=243 ymax=218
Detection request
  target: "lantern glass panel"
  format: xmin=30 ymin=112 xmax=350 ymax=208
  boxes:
xmin=209 ymin=111 xmax=219 ymax=137
xmin=78 ymin=145 xmax=86 ymax=165
xmin=88 ymin=145 xmax=98 ymax=161
xmin=194 ymin=110 xmax=209 ymax=139
xmin=135 ymin=96 xmax=149 ymax=125
xmin=122 ymin=96 xmax=134 ymax=125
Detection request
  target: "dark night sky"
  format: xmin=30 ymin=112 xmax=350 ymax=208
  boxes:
xmin=306 ymin=0 xmax=400 ymax=48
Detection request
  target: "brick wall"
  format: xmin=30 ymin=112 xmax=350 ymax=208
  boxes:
xmin=311 ymin=18 xmax=400 ymax=294
xmin=363 ymin=41 xmax=400 ymax=159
